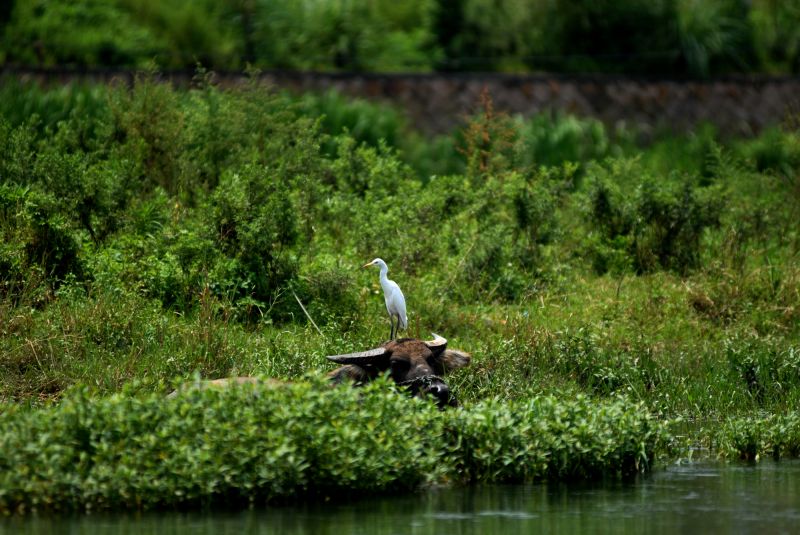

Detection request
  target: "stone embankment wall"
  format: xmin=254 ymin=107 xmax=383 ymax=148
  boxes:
xmin=262 ymin=72 xmax=800 ymax=136
xmin=6 ymin=67 xmax=800 ymax=135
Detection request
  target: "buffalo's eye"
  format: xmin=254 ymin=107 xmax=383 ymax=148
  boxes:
xmin=390 ymin=359 xmax=409 ymax=373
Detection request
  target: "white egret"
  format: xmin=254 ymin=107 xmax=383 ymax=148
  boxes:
xmin=363 ymin=258 xmax=407 ymax=340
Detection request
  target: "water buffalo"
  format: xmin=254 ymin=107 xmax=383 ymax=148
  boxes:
xmin=168 ymin=334 xmax=470 ymax=407
xmin=326 ymin=334 xmax=471 ymax=407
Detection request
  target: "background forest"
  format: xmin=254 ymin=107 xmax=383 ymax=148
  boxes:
xmin=2 ymin=0 xmax=800 ymax=76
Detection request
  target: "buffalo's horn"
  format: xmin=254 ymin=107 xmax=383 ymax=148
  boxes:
xmin=326 ymin=347 xmax=388 ymax=364
xmin=425 ymin=333 xmax=448 ymax=351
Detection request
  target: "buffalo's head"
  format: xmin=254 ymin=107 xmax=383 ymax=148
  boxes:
xmin=326 ymin=334 xmax=471 ymax=407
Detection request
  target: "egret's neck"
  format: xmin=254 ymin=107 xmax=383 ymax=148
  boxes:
xmin=378 ymin=264 xmax=389 ymax=284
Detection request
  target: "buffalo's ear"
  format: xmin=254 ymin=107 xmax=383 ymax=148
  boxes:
xmin=436 ymin=349 xmax=471 ymax=371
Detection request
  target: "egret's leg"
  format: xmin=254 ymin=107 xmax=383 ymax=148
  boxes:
xmin=389 ymin=314 xmax=395 ymax=340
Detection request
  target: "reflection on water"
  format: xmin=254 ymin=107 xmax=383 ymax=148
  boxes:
xmin=3 ymin=461 xmax=800 ymax=535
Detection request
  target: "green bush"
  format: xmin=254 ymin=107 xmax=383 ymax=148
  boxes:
xmin=0 ymin=81 xmax=109 ymax=141
xmin=433 ymin=0 xmax=544 ymax=71
xmin=741 ymin=127 xmax=800 ymax=178
xmin=0 ymin=184 xmax=84 ymax=303
xmin=209 ymin=164 xmax=299 ymax=317
xmin=515 ymin=113 xmax=617 ymax=169
xmin=586 ymin=160 xmax=724 ymax=274
xmin=105 ymin=73 xmax=186 ymax=195
xmin=240 ymin=0 xmax=440 ymax=71
xmin=298 ymin=90 xmax=405 ymax=152
xmin=0 ymin=381 xmax=666 ymax=512
xmin=293 ymin=255 xmax=361 ymax=328
xmin=717 ymin=412 xmax=800 ymax=460
xmin=446 ymin=395 xmax=666 ymax=482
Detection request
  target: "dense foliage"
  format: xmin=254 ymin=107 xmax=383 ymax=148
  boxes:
xmin=0 ymin=380 xmax=666 ymax=513
xmin=0 ymin=77 xmax=799 ymax=508
xmin=1 ymin=0 xmax=799 ymax=75
xmin=716 ymin=411 xmax=800 ymax=461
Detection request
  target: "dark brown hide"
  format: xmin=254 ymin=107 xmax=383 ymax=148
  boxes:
xmin=326 ymin=335 xmax=471 ymax=407
xmin=168 ymin=335 xmax=471 ymax=408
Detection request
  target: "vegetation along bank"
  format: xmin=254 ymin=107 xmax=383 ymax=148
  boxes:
xmin=0 ymin=74 xmax=799 ymax=511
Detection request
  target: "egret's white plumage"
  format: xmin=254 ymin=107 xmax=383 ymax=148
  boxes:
xmin=363 ymin=258 xmax=407 ymax=340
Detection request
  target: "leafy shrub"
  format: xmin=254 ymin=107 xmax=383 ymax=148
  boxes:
xmin=0 ymin=118 xmax=38 ymax=185
xmin=586 ymin=161 xmax=724 ymax=274
xmin=208 ymin=165 xmax=299 ymax=318
xmin=717 ymin=412 xmax=800 ymax=460
xmin=741 ymin=127 xmax=800 ymax=180
xmin=534 ymin=329 xmax=663 ymax=396
xmin=241 ymin=0 xmax=440 ymax=71
xmin=0 ymin=81 xmax=109 ymax=142
xmin=293 ymin=256 xmax=361 ymax=328
xmin=634 ymin=179 xmax=723 ymax=272
xmin=436 ymin=168 xmax=560 ymax=303
xmin=515 ymin=113 xmax=616 ymax=169
xmin=0 ymin=184 xmax=84 ymax=302
xmin=458 ymin=89 xmax=518 ymax=181
xmin=105 ymin=73 xmax=186 ymax=195
xmin=298 ymin=90 xmax=405 ymax=152
xmin=445 ymin=395 xmax=667 ymax=482
xmin=433 ymin=0 xmax=544 ymax=71
xmin=116 ymin=0 xmax=241 ymax=68
xmin=0 ymin=382 xmax=666 ymax=513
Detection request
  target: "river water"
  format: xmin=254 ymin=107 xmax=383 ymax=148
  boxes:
xmin=3 ymin=461 xmax=799 ymax=534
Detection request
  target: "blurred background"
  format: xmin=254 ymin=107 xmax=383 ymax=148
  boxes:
xmin=1 ymin=0 xmax=798 ymax=77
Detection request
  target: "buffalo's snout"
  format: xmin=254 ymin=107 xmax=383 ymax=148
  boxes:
xmin=422 ymin=381 xmax=458 ymax=408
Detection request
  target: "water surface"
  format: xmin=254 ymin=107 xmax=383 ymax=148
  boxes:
xmin=4 ymin=461 xmax=799 ymax=534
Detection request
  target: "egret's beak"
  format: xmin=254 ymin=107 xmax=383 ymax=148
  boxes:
xmin=362 ymin=262 xmax=373 ymax=268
